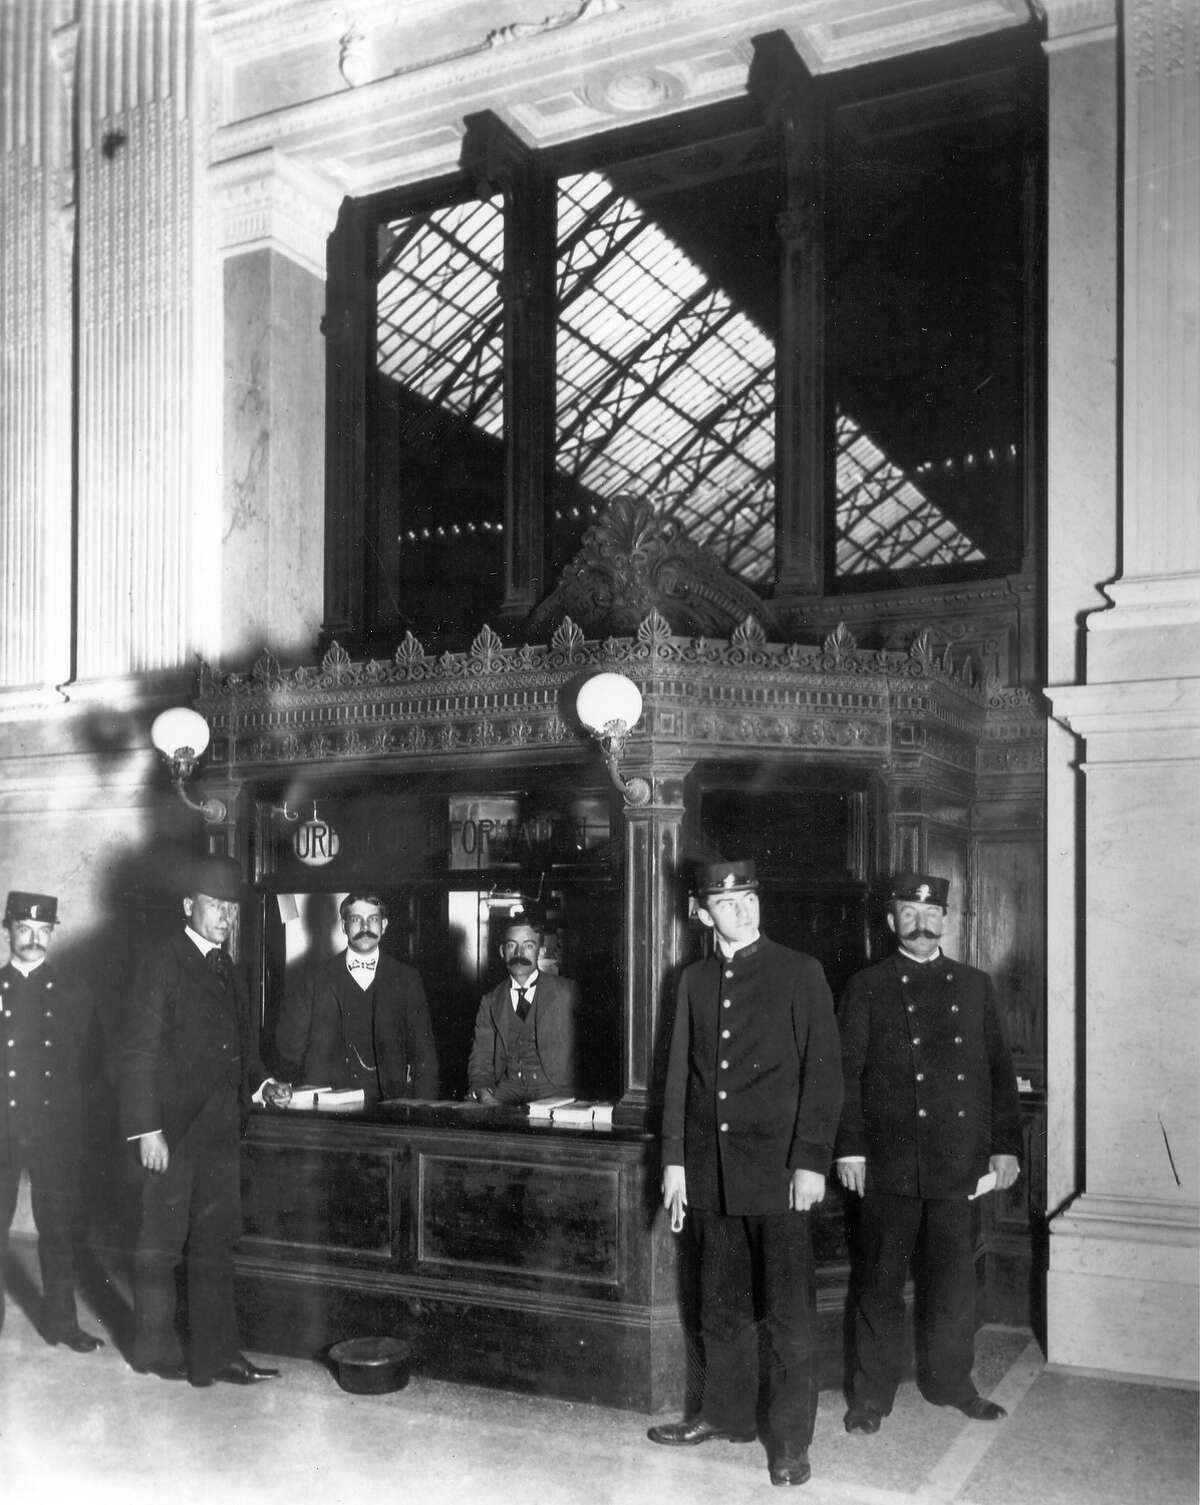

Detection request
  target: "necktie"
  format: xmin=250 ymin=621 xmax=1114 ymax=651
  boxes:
xmin=515 ymin=987 xmax=531 ymax=1021
xmin=207 ymin=947 xmax=230 ymax=990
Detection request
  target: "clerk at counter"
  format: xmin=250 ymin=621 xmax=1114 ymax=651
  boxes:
xmin=274 ymin=893 xmax=439 ymax=1104
xmin=468 ymin=904 xmax=579 ymax=1105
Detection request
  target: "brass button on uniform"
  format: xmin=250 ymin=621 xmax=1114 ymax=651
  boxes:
xmin=718 ymin=1090 xmax=727 ymax=1101
xmin=918 ymin=1109 xmax=927 ymax=1118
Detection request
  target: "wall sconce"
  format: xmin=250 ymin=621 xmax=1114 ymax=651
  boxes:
xmin=149 ymin=707 xmax=228 ymax=825
xmin=575 ymin=672 xmax=651 ymax=807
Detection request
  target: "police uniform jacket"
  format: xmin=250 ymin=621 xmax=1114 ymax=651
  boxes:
xmin=119 ymin=930 xmax=266 ymax=1148
xmin=0 ymin=961 xmax=93 ymax=1169
xmin=274 ymin=951 xmax=439 ymax=1099
xmin=467 ymin=972 xmax=578 ymax=1099
xmin=834 ymin=952 xmax=1021 ymax=1199
xmin=661 ymin=935 xmax=842 ymax=1216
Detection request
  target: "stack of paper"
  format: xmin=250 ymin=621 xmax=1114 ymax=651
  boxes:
xmin=280 ymin=1086 xmax=366 ymax=1111
xmin=528 ymin=1099 xmax=614 ymax=1127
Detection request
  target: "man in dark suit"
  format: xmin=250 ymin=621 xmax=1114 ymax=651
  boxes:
xmin=647 ymin=860 xmax=843 ymax=1489
xmin=274 ymin=892 xmax=439 ymax=1103
xmin=467 ymin=902 xmax=578 ymax=1104
xmin=0 ymin=891 xmax=104 ymax=1352
xmin=120 ymin=853 xmax=291 ymax=1385
xmin=835 ymin=871 xmax=1021 ymax=1433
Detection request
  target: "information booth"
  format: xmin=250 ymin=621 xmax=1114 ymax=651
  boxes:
xmin=192 ymin=607 xmax=1043 ymax=1412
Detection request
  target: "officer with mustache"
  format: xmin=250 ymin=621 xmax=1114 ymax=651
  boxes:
xmin=0 ymin=891 xmax=104 ymax=1352
xmin=835 ymin=872 xmax=1021 ymax=1434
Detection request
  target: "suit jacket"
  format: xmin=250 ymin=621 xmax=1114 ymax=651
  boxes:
xmin=119 ymin=930 xmax=265 ymax=1148
xmin=834 ymin=951 xmax=1021 ymax=1198
xmin=661 ymin=936 xmax=842 ymax=1216
xmin=467 ymin=972 xmax=579 ymax=1099
xmin=0 ymin=961 xmax=94 ymax=1169
xmin=275 ymin=950 xmax=439 ymax=1099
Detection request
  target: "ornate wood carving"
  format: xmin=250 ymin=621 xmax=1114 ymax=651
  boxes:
xmin=523 ymin=495 xmax=783 ymax=641
xmin=196 ymin=610 xmax=1042 ymax=783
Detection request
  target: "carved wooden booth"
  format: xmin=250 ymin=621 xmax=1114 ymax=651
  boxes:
xmin=196 ymin=573 xmax=1044 ymax=1410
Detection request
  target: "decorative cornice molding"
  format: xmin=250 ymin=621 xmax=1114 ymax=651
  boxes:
xmin=194 ymin=613 xmax=1042 ymax=780
xmin=209 ymin=147 xmax=343 ymax=275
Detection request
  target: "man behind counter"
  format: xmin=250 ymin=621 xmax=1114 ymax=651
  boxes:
xmin=274 ymin=893 xmax=439 ymax=1104
xmin=468 ymin=903 xmax=579 ymax=1105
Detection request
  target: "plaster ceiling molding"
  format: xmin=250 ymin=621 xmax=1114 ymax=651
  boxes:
xmin=209 ymin=146 xmax=345 ymax=275
xmin=793 ymin=0 xmax=1033 ymax=73
xmin=1030 ymin=0 xmax=1118 ymax=45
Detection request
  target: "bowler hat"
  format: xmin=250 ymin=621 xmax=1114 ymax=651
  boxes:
xmin=887 ymin=871 xmax=950 ymax=907
xmin=184 ymin=854 xmax=247 ymax=903
xmin=4 ymin=891 xmax=59 ymax=926
xmin=694 ymin=859 xmax=759 ymax=896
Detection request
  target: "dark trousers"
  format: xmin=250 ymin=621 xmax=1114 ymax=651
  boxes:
xmin=0 ymin=1147 xmax=82 ymax=1338
xmin=851 ymin=1191 xmax=977 ymax=1412
xmin=692 ymin=1208 xmax=818 ymax=1447
xmin=131 ymin=1093 xmax=243 ymax=1382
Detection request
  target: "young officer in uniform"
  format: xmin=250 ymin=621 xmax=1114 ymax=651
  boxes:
xmin=647 ymin=860 xmax=842 ymax=1488
xmin=835 ymin=871 xmax=1021 ymax=1433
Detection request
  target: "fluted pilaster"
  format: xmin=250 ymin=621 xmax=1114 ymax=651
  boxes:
xmin=0 ymin=0 xmax=76 ymax=701
xmin=75 ymin=0 xmax=218 ymax=677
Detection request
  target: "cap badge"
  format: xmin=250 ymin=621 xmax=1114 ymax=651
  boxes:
xmin=720 ymin=873 xmax=738 ymax=889
xmin=915 ymin=883 xmax=931 ymax=902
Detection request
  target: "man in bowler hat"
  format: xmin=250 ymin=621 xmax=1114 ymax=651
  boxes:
xmin=120 ymin=853 xmax=291 ymax=1385
xmin=647 ymin=860 xmax=843 ymax=1487
xmin=835 ymin=871 xmax=1021 ymax=1433
xmin=0 ymin=891 xmax=104 ymax=1351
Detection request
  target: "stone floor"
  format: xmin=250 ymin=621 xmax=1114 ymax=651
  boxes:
xmin=1 ymin=1239 xmax=1196 ymax=1505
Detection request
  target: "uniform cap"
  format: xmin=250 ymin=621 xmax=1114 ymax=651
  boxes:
xmin=4 ymin=891 xmax=58 ymax=926
xmin=694 ymin=859 xmax=758 ymax=896
xmin=887 ymin=871 xmax=950 ymax=907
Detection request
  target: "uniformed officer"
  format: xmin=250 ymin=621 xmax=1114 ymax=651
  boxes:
xmin=835 ymin=870 xmax=1020 ymax=1433
xmin=647 ymin=859 xmax=842 ymax=1488
xmin=0 ymin=891 xmax=104 ymax=1351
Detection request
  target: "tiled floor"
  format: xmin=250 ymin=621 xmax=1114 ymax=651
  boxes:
xmin=1 ymin=1241 xmax=1196 ymax=1505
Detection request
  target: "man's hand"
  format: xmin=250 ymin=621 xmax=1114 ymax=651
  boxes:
xmin=661 ymin=1163 xmax=686 ymax=1211
xmin=837 ymin=1160 xmax=867 ymax=1197
xmin=990 ymin=1154 xmax=1020 ymax=1191
xmin=139 ymin=1131 xmax=169 ymax=1174
xmin=790 ymin=1168 xmax=827 ymax=1212
xmin=261 ymin=1079 xmax=292 ymax=1107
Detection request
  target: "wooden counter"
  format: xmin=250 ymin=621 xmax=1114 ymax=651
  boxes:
xmin=234 ymin=1102 xmax=854 ymax=1411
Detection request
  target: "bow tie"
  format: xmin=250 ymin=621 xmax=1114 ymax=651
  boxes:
xmin=348 ymin=959 xmax=376 ymax=971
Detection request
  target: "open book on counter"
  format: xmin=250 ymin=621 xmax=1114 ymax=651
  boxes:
xmin=526 ymin=1098 xmax=614 ymax=1128
xmin=279 ymin=1086 xmax=366 ymax=1111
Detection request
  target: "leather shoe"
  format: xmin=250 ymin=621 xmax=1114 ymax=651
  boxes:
xmin=941 ymin=1395 xmax=1007 ymax=1421
xmin=647 ymin=1418 xmax=757 ymax=1446
xmin=48 ymin=1326 xmax=105 ymax=1354
xmin=768 ymin=1446 xmax=811 ymax=1486
xmin=844 ymin=1404 xmax=883 ymax=1434
xmin=135 ymin=1361 xmax=188 ymax=1381
xmin=193 ymin=1354 xmax=279 ymax=1387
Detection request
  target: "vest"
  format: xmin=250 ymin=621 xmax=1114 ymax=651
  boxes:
xmin=496 ymin=992 xmax=550 ymax=1101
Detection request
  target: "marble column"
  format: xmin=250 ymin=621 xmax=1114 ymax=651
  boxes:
xmin=1044 ymin=0 xmax=1200 ymax=1383
xmin=212 ymin=148 xmax=340 ymax=663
